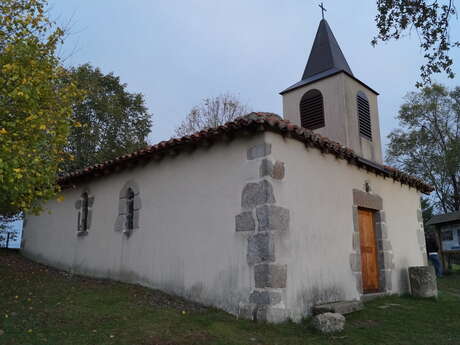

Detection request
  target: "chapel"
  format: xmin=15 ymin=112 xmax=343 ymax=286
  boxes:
xmin=22 ymin=18 xmax=431 ymax=323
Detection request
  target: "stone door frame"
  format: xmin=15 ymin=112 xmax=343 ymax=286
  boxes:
xmin=350 ymin=189 xmax=394 ymax=295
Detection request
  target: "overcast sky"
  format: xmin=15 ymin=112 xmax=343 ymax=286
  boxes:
xmin=49 ymin=0 xmax=460 ymax=152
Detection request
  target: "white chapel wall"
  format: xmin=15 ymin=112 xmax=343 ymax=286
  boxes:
xmin=22 ymin=134 xmax=271 ymax=315
xmin=266 ymin=132 xmax=425 ymax=321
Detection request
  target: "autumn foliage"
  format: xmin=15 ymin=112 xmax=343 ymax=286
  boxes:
xmin=0 ymin=0 xmax=80 ymax=215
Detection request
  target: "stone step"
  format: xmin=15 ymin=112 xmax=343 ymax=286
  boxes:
xmin=312 ymin=300 xmax=364 ymax=315
xmin=360 ymin=292 xmax=388 ymax=302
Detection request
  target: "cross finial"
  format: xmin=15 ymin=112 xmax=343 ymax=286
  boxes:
xmin=319 ymin=2 xmax=327 ymax=20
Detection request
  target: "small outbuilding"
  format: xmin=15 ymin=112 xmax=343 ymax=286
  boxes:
xmin=427 ymin=211 xmax=460 ymax=268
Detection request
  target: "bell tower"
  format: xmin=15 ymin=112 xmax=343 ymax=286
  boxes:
xmin=280 ymin=19 xmax=383 ymax=164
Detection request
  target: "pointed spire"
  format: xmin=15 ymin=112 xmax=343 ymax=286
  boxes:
xmin=302 ymin=19 xmax=353 ymax=80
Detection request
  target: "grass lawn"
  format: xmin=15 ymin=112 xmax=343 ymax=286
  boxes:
xmin=1 ymin=250 xmax=460 ymax=345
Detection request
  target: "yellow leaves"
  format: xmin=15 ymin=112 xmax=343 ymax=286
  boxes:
xmin=0 ymin=0 xmax=79 ymax=216
xmin=74 ymin=122 xmax=82 ymax=128
xmin=56 ymin=195 xmax=65 ymax=203
xmin=2 ymin=64 xmax=13 ymax=72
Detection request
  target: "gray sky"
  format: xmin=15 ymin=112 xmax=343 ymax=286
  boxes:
xmin=50 ymin=0 xmax=460 ymax=152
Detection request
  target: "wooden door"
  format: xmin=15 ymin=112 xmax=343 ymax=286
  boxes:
xmin=358 ymin=208 xmax=380 ymax=293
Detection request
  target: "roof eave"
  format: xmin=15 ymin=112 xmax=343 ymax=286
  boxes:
xmin=280 ymin=70 xmax=379 ymax=95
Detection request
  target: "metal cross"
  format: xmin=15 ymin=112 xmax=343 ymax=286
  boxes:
xmin=319 ymin=2 xmax=327 ymax=19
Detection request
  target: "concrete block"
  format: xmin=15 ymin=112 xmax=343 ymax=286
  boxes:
xmin=241 ymin=180 xmax=275 ymax=209
xmin=247 ymin=143 xmax=271 ymax=160
xmin=352 ymin=232 xmax=360 ymax=250
xmin=118 ymin=200 xmax=128 ymax=215
xmin=384 ymin=252 xmax=394 ymax=269
xmin=385 ymin=270 xmax=393 ymax=292
xmin=133 ymin=210 xmax=140 ymax=229
xmin=417 ymin=209 xmax=423 ymax=223
xmin=256 ymin=306 xmax=288 ymax=323
xmin=259 ymin=159 xmax=273 ymax=177
xmin=120 ymin=180 xmax=140 ymax=198
xmin=272 ymin=161 xmax=285 ymax=180
xmin=74 ymin=200 xmax=81 ymax=210
xmin=256 ymin=205 xmax=289 ymax=232
xmin=114 ymin=214 xmax=125 ymax=232
xmin=353 ymin=189 xmax=383 ymax=210
xmin=352 ymin=206 xmax=359 ymax=232
xmin=382 ymin=240 xmax=392 ymax=251
xmin=247 ymin=233 xmax=275 ymax=265
xmin=375 ymin=210 xmax=386 ymax=223
xmin=350 ymin=253 xmax=361 ymax=272
xmin=133 ymin=195 xmax=142 ymax=211
xmin=249 ymin=290 xmax=282 ymax=305
xmin=354 ymin=272 xmax=363 ymax=293
xmin=235 ymin=211 xmax=255 ymax=232
xmin=238 ymin=303 xmax=256 ymax=320
xmin=254 ymin=263 xmax=287 ymax=288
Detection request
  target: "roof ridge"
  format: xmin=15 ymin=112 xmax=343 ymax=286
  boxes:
xmin=59 ymin=112 xmax=433 ymax=194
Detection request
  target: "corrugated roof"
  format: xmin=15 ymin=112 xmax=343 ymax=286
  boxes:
xmin=58 ymin=112 xmax=433 ymax=194
xmin=427 ymin=211 xmax=460 ymax=226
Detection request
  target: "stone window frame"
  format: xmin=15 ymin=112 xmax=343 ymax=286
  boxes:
xmin=75 ymin=190 xmax=94 ymax=236
xmin=351 ymin=188 xmax=393 ymax=294
xmin=115 ymin=181 xmax=141 ymax=236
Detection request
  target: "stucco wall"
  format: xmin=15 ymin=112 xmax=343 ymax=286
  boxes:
xmin=282 ymin=72 xmax=383 ymax=163
xmin=266 ymin=132 xmax=425 ymax=321
xmin=22 ymin=130 xmax=426 ymax=322
xmin=23 ymin=135 xmax=271 ymax=315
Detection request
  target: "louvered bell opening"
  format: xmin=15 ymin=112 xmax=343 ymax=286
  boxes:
xmin=300 ymin=90 xmax=325 ymax=130
xmin=357 ymin=94 xmax=372 ymax=141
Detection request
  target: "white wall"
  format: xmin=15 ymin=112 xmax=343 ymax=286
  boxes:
xmin=23 ymin=130 xmax=426 ymax=322
xmin=266 ymin=132 xmax=424 ymax=321
xmin=23 ymin=135 xmax=268 ymax=315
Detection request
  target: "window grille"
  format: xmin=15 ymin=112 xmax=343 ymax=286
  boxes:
xmin=357 ymin=91 xmax=372 ymax=140
xmin=300 ymin=89 xmax=325 ymax=130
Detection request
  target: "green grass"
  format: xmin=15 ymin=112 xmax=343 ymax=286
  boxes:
xmin=1 ymin=250 xmax=460 ymax=345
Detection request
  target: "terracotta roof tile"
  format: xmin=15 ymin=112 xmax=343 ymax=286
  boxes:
xmin=59 ymin=112 xmax=433 ymax=194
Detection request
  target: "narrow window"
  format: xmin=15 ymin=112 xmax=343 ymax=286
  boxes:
xmin=299 ymin=89 xmax=324 ymax=130
xmin=126 ymin=188 xmax=135 ymax=231
xmin=357 ymin=91 xmax=372 ymax=141
xmin=81 ymin=192 xmax=89 ymax=232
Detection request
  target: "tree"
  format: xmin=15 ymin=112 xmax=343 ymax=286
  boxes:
xmin=175 ymin=93 xmax=250 ymax=137
xmin=63 ymin=64 xmax=152 ymax=173
xmin=387 ymin=84 xmax=460 ymax=214
xmin=0 ymin=0 xmax=80 ymax=216
xmin=373 ymin=0 xmax=459 ymax=87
